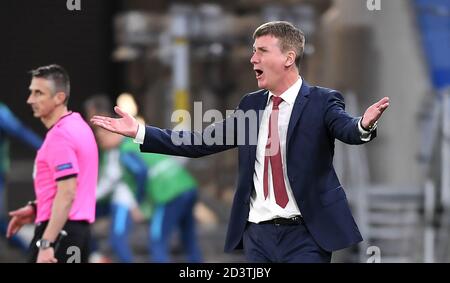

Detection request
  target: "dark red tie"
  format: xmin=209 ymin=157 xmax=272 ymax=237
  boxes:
xmin=263 ymin=96 xmax=289 ymax=208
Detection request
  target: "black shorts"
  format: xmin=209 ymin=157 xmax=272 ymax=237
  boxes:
xmin=28 ymin=220 xmax=91 ymax=263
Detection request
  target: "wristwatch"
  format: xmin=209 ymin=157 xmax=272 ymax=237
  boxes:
xmin=36 ymin=239 xmax=55 ymax=250
xmin=360 ymin=119 xmax=378 ymax=132
xmin=27 ymin=200 xmax=37 ymax=212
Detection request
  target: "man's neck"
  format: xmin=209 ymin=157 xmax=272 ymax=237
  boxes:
xmin=271 ymin=70 xmax=300 ymax=96
xmin=42 ymin=106 xmax=70 ymax=129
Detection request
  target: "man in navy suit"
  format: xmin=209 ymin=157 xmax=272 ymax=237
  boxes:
xmin=91 ymin=21 xmax=389 ymax=262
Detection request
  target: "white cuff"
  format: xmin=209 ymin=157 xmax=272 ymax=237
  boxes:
xmin=358 ymin=118 xmax=373 ymax=142
xmin=133 ymin=123 xmax=145 ymax=145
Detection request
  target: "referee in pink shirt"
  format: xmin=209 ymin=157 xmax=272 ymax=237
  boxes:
xmin=6 ymin=65 xmax=98 ymax=263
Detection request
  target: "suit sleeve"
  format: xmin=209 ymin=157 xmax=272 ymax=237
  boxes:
xmin=140 ymin=107 xmax=242 ymax=158
xmin=323 ymin=91 xmax=376 ymax=145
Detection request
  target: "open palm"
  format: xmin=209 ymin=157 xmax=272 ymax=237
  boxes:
xmin=90 ymin=106 xmax=139 ymax=138
xmin=361 ymin=97 xmax=389 ymax=129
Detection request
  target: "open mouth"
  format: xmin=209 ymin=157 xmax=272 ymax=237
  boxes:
xmin=254 ymin=69 xmax=263 ymax=79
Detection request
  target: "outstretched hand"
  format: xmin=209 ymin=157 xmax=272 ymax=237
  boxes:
xmin=90 ymin=106 xmax=139 ymax=138
xmin=361 ymin=97 xmax=390 ymax=129
xmin=7 ymin=205 xmax=35 ymax=238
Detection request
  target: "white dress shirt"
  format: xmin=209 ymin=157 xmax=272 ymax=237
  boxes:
xmin=248 ymin=77 xmax=303 ymax=223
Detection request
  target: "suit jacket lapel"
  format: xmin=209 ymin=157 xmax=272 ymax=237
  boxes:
xmin=255 ymin=90 xmax=269 ymax=138
xmin=287 ymin=82 xmax=311 ymax=152
xmin=249 ymin=90 xmax=269 ymax=169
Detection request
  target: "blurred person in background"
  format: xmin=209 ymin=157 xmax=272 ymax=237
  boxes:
xmin=89 ymin=95 xmax=202 ymax=262
xmin=0 ymin=102 xmax=42 ymax=252
xmin=85 ymin=94 xmax=146 ymax=263
xmin=118 ymin=131 xmax=202 ymax=263
xmin=91 ymin=21 xmax=390 ymax=263
xmin=83 ymin=94 xmax=119 ymax=263
xmin=7 ymin=64 xmax=98 ymax=263
xmin=94 ymin=126 xmax=146 ymax=263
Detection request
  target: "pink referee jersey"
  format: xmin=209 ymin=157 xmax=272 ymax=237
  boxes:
xmin=33 ymin=112 xmax=98 ymax=223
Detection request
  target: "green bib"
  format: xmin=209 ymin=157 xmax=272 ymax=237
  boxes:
xmin=120 ymin=138 xmax=197 ymax=205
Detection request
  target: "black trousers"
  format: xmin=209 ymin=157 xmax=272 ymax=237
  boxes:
xmin=28 ymin=220 xmax=91 ymax=263
xmin=243 ymin=220 xmax=332 ymax=263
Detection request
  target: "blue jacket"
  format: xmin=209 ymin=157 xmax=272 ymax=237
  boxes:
xmin=0 ymin=102 xmax=42 ymax=175
xmin=140 ymin=82 xmax=375 ymax=252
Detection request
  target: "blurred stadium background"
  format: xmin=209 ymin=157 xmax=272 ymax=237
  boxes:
xmin=0 ymin=0 xmax=449 ymax=262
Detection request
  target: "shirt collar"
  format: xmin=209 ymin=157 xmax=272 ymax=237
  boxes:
xmin=48 ymin=111 xmax=74 ymax=130
xmin=267 ymin=76 xmax=303 ymax=106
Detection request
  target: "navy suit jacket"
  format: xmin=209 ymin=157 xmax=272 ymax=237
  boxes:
xmin=140 ymin=81 xmax=375 ymax=252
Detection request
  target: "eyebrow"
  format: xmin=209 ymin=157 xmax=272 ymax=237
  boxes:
xmin=29 ymin=88 xmax=42 ymax=93
xmin=253 ymin=46 xmax=268 ymax=51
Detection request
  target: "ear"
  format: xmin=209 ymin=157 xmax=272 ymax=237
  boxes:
xmin=285 ymin=50 xmax=296 ymax=68
xmin=54 ymin=92 xmax=67 ymax=105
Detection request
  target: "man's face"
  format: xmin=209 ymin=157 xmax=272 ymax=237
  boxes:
xmin=250 ymin=35 xmax=287 ymax=91
xmin=27 ymin=78 xmax=57 ymax=119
